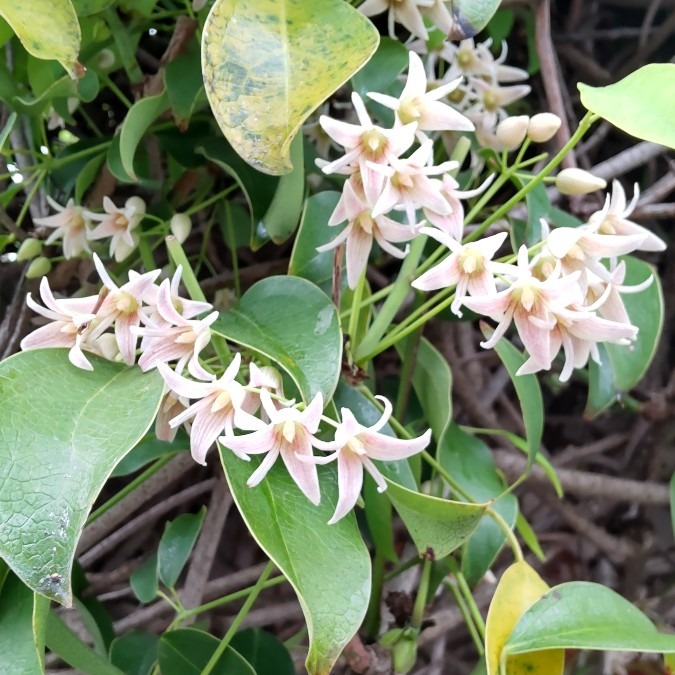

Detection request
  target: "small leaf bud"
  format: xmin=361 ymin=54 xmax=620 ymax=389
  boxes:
xmin=16 ymin=237 xmax=43 ymax=262
xmin=527 ymin=112 xmax=562 ymax=142
xmin=170 ymin=213 xmax=192 ymax=244
xmin=556 ymin=168 xmax=607 ymax=195
xmin=26 ymin=256 xmax=52 ymax=279
xmin=495 ymin=115 xmax=530 ymax=150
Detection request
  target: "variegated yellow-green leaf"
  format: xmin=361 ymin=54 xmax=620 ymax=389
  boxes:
xmin=485 ymin=561 xmax=564 ymax=675
xmin=0 ymin=0 xmax=81 ymax=78
xmin=202 ymin=0 xmax=379 ymax=175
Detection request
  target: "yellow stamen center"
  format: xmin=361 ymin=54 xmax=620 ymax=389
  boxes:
xmin=361 ymin=129 xmax=387 ymax=158
xmin=398 ymin=97 xmax=422 ymax=125
xmin=483 ymin=90 xmax=499 ymax=111
xmin=211 ymin=390 xmax=231 ymax=413
xmin=282 ymin=420 xmax=296 ymax=444
xmin=459 ymin=249 xmax=484 ymax=276
xmin=116 ymin=291 xmax=138 ymax=314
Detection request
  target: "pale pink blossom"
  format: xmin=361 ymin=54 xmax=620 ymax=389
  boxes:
xmin=462 ymin=246 xmax=584 ymax=370
xmin=87 ymin=196 xmax=145 ymax=262
xmin=464 ymin=79 xmax=531 ymax=130
xmin=158 ymin=354 xmax=245 ymax=464
xmin=319 ymin=93 xmax=417 ymax=201
xmin=20 ymin=277 xmax=98 ymax=371
xmin=358 ymin=0 xmax=435 ymax=40
xmin=367 ymin=51 xmax=474 ymax=133
xmin=368 ymin=140 xmax=457 ymax=225
xmin=134 ymin=279 xmax=217 ymax=380
xmin=221 ymin=391 xmax=333 ymax=505
xmin=142 ymin=265 xmax=213 ymax=324
xmin=440 ymin=39 xmax=529 ymax=83
xmin=155 ymin=390 xmax=188 ymax=443
xmin=243 ymin=363 xmax=287 ymax=419
xmin=589 ymin=180 xmax=666 ymax=252
xmin=317 ymin=178 xmax=420 ymax=288
xmin=299 ymin=397 xmax=431 ymax=524
xmin=412 ymin=229 xmax=510 ymax=316
xmin=33 ymin=196 xmax=91 ymax=259
xmin=90 ymin=254 xmax=161 ymax=366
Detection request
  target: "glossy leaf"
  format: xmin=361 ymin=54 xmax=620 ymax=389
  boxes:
xmin=0 ymin=573 xmax=46 ymax=674
xmin=119 ymin=89 xmax=170 ymax=181
xmin=0 ymin=0 xmax=81 ymax=77
xmin=164 ymin=40 xmax=205 ymax=128
xmin=230 ymin=628 xmax=295 ymax=675
xmin=110 ymin=631 xmax=160 ymax=675
xmin=579 ymin=64 xmax=675 ymax=149
xmin=288 ymin=191 xmax=342 ymax=294
xmin=385 ymin=480 xmax=486 ymax=560
xmin=449 ymin=0 xmax=502 ymax=39
xmin=260 ymin=133 xmax=305 ymax=243
xmin=605 ymin=256 xmax=663 ymax=391
xmin=158 ymin=629 xmax=254 ymax=675
xmin=219 ymin=449 xmax=370 ymax=675
xmin=485 ymin=325 xmax=543 ymax=467
xmin=0 ymin=350 xmax=163 ymax=605
xmin=158 ymin=508 xmax=206 ymax=588
xmin=485 ymin=561 xmax=564 ymax=675
xmin=202 ymin=0 xmax=379 ymax=174
xmin=505 ymin=581 xmax=675 ymax=655
xmin=212 ymin=276 xmax=342 ymax=403
xmin=585 ymin=343 xmax=616 ymax=419
xmin=440 ymin=424 xmax=518 ymax=586
xmin=130 ymin=553 xmax=158 ymax=604
xmin=350 ymin=37 xmax=408 ymax=98
xmin=111 ymin=433 xmax=186 ymax=477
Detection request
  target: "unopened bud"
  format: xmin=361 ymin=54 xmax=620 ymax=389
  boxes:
xmin=170 ymin=213 xmax=192 ymax=244
xmin=125 ymin=196 xmax=146 ymax=215
xmin=392 ymin=634 xmax=418 ymax=674
xmin=95 ymin=333 xmax=121 ymax=361
xmin=16 ymin=237 xmax=43 ymax=262
xmin=527 ymin=112 xmax=561 ymax=143
xmin=26 ymin=256 xmax=52 ymax=279
xmin=96 ymin=48 xmax=115 ymax=70
xmin=495 ymin=115 xmax=530 ymax=150
xmin=556 ymin=168 xmax=607 ymax=195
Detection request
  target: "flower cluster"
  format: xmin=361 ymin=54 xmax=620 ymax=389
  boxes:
xmin=317 ymin=50 xmax=475 ymax=288
xmin=33 ymin=195 xmax=146 ymax=262
xmin=414 ymin=180 xmax=665 ymax=381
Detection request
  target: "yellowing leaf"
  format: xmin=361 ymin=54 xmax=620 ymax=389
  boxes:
xmin=202 ymin=0 xmax=379 ymax=175
xmin=485 ymin=561 xmax=564 ymax=675
xmin=0 ymin=0 xmax=81 ymax=78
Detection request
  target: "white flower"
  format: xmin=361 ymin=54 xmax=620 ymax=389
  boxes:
xmin=33 ymin=196 xmax=92 ymax=259
xmin=86 ymin=196 xmax=145 ymax=261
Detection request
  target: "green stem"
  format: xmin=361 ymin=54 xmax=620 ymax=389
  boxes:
xmin=103 ymin=8 xmax=143 ymax=85
xmin=446 ymin=559 xmax=486 ymax=640
xmin=86 ymin=454 xmax=175 ymax=524
xmin=347 ymin=269 xmax=367 ymax=360
xmin=165 ymin=236 xmax=207 ymax=303
xmin=200 ymin=561 xmax=275 ymax=675
xmin=410 ymin=557 xmax=432 ymax=629
xmin=184 ymin=185 xmax=238 ymax=217
xmin=16 ymin=171 xmax=45 ymax=227
xmin=443 ymin=576 xmax=485 ymax=654
xmin=487 ymin=507 xmax=523 ymax=562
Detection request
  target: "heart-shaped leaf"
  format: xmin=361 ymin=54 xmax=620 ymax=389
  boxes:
xmin=212 ymin=276 xmax=342 ymax=403
xmin=0 ymin=0 xmax=81 ymax=78
xmin=579 ymin=64 xmax=675 ymax=149
xmin=202 ymin=0 xmax=379 ymax=174
xmin=485 ymin=561 xmax=564 ymax=675
xmin=219 ymin=449 xmax=371 ymax=675
xmin=505 ymin=581 xmax=675 ymax=655
xmin=0 ymin=350 xmax=164 ymax=605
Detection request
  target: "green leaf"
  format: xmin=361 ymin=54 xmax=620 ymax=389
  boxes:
xmin=439 ymin=424 xmax=518 ymax=586
xmin=164 ymin=40 xmax=205 ymax=127
xmin=74 ymin=152 xmax=105 ymax=203
xmin=0 ymin=350 xmax=163 ymax=605
xmin=110 ymin=433 xmax=186 ymax=477
xmin=119 ymin=89 xmax=170 ymax=181
xmin=448 ymin=0 xmax=502 ymax=39
xmin=0 ymin=574 xmax=46 ymax=674
xmin=585 ymin=343 xmax=616 ymax=419
xmin=46 ymin=611 xmax=124 ymax=675
xmin=110 ymin=631 xmax=160 ymax=675
xmin=605 ymin=257 xmax=663 ymax=391
xmin=230 ymin=628 xmax=295 ymax=675
xmin=385 ymin=480 xmax=487 ymax=560
xmin=579 ymin=64 xmax=675 ymax=149
xmin=159 ymin=629 xmax=254 ymax=675
xmin=73 ymin=0 xmax=115 ymax=16
xmin=485 ymin=326 xmax=543 ymax=468
xmin=350 ymin=37 xmax=409 ymax=98
xmin=202 ymin=0 xmax=379 ymax=174
xmin=0 ymin=0 xmax=81 ymax=77
xmin=288 ymin=191 xmax=342 ymax=294
xmin=212 ymin=276 xmax=342 ymax=403
xmin=158 ymin=508 xmax=207 ymax=588
xmin=219 ymin=450 xmax=370 ymax=675
xmin=504 ymin=581 xmax=675 ymax=655
xmin=130 ymin=553 xmax=158 ymax=604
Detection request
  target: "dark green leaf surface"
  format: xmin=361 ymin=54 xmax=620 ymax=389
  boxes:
xmin=350 ymin=37 xmax=408 ymax=98
xmin=213 ymin=276 xmax=342 ymax=403
xmin=230 ymin=628 xmax=295 ymax=675
xmin=130 ymin=553 xmax=158 ymax=604
xmin=505 ymin=581 xmax=675 ymax=655
xmin=219 ymin=449 xmax=370 ymax=675
xmin=110 ymin=631 xmax=159 ymax=675
xmin=0 ymin=350 xmax=163 ymax=605
xmin=158 ymin=508 xmax=206 ymax=588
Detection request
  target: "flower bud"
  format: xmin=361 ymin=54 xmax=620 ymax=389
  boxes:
xmin=26 ymin=256 xmax=52 ymax=279
xmin=16 ymin=237 xmax=43 ymax=262
xmin=527 ymin=113 xmax=561 ymax=143
xmin=495 ymin=115 xmax=530 ymax=150
xmin=125 ymin=196 xmax=146 ymax=215
xmin=170 ymin=213 xmax=192 ymax=244
xmin=556 ymin=168 xmax=607 ymax=195
xmin=94 ymin=333 xmax=121 ymax=361
xmin=392 ymin=634 xmax=418 ymax=674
